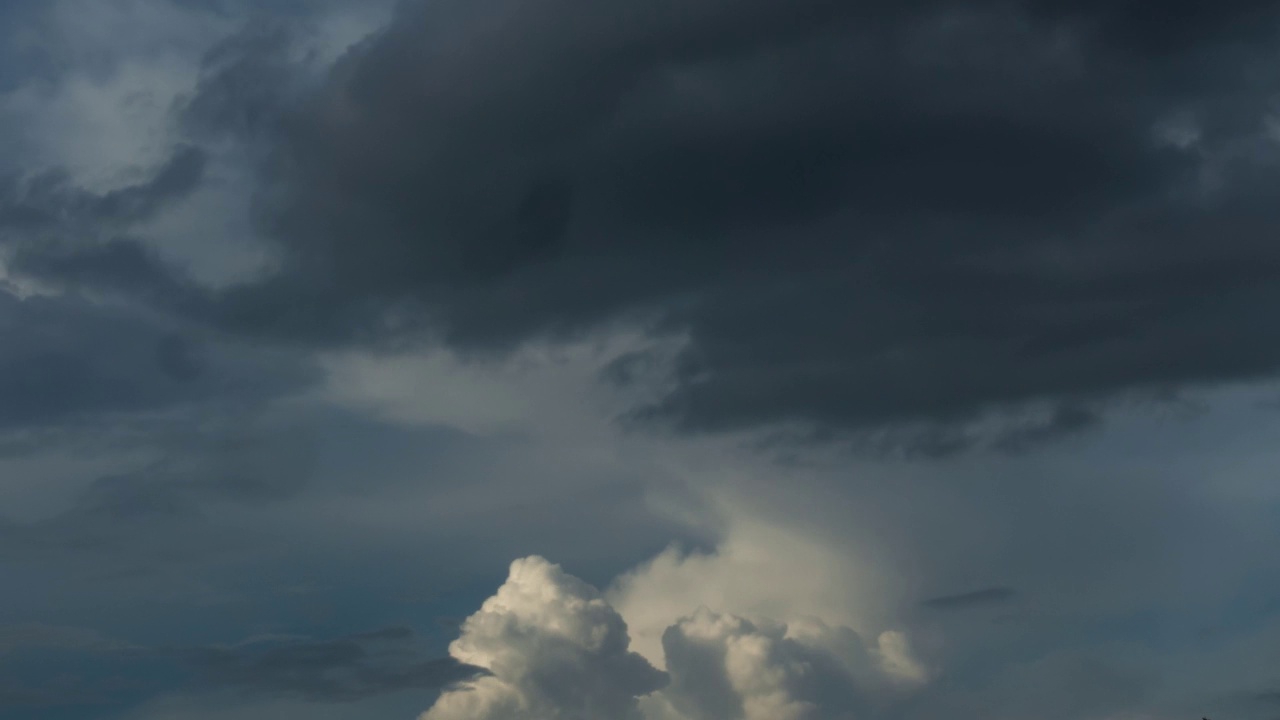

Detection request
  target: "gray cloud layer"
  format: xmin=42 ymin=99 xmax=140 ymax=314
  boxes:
xmin=184 ymin=627 xmax=486 ymax=702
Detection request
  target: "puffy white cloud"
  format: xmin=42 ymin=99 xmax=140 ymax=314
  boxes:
xmin=422 ymin=555 xmax=924 ymax=720
xmin=421 ymin=556 xmax=668 ymax=720
xmin=605 ymin=513 xmax=888 ymax=673
xmin=653 ymin=610 xmax=864 ymax=720
xmin=873 ymin=630 xmax=927 ymax=685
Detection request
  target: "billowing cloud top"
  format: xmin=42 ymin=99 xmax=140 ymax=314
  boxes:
xmin=424 ymin=556 xmax=922 ymax=720
xmin=422 ymin=556 xmax=668 ymax=720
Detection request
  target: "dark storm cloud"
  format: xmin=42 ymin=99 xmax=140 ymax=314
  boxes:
xmin=7 ymin=236 xmax=201 ymax=309
xmin=179 ymin=23 xmax=303 ymax=143
xmin=0 ymin=144 xmax=216 ymax=310
xmin=0 ymin=145 xmax=205 ymax=231
xmin=0 ymin=431 xmax=312 ymax=566
xmin=1024 ymin=0 xmax=1280 ymax=54
xmin=923 ymin=587 xmax=1018 ymax=611
xmin=0 ymin=292 xmax=314 ymax=431
xmin=182 ymin=627 xmax=486 ymax=702
xmin=40 ymin=0 xmax=1280 ymax=445
xmin=0 ymin=141 xmax=318 ymax=431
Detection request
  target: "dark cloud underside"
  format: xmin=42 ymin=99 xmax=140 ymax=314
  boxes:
xmin=11 ymin=0 xmax=1280 ymax=448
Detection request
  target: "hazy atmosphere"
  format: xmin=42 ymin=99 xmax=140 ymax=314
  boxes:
xmin=3 ymin=1 xmax=1280 ymax=718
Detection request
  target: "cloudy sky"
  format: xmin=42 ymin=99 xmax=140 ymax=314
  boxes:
xmin=3 ymin=1 xmax=1280 ymax=718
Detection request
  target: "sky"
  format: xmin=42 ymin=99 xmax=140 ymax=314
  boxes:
xmin=2 ymin=0 xmax=1280 ymax=718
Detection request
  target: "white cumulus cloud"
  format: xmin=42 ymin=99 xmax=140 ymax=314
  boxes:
xmin=421 ymin=555 xmax=925 ymax=720
xmin=649 ymin=610 xmax=864 ymax=720
xmin=421 ymin=556 xmax=668 ymax=720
